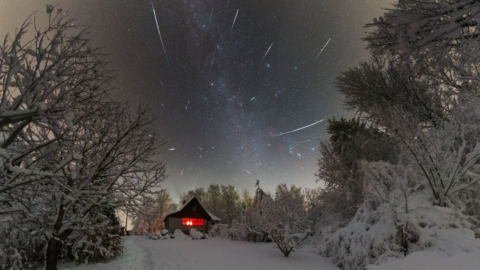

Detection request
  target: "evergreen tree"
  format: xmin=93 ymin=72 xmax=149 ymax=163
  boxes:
xmin=101 ymin=206 xmax=121 ymax=235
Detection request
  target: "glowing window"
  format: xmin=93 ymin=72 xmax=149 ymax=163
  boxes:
xmin=182 ymin=218 xmax=204 ymax=226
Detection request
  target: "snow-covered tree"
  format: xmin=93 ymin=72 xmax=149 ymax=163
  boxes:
xmin=319 ymin=106 xmax=480 ymax=268
xmin=180 ymin=187 xmax=206 ymax=206
xmin=220 ymin=185 xmax=240 ymax=226
xmin=221 ymin=180 xmax=271 ymax=242
xmin=365 ymin=0 xmax=480 ymax=58
xmin=315 ymin=1 xmax=480 ymax=265
xmin=264 ymin=184 xmax=311 ymax=257
xmin=365 ymin=1 xmax=480 ymax=98
xmin=336 ymin=56 xmax=448 ymax=127
xmin=40 ymin=104 xmax=166 ymax=269
xmin=0 ymin=7 xmax=167 ymax=270
xmin=205 ymin=184 xmax=222 ymax=215
xmin=304 ymin=187 xmax=323 ymax=228
xmin=316 ymin=116 xmax=397 ymax=227
xmin=318 ymin=35 xmax=480 ymax=270
xmin=132 ymin=191 xmax=174 ymax=234
xmin=0 ymin=7 xmax=115 ymax=209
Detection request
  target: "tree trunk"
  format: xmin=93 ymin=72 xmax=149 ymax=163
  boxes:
xmin=45 ymin=229 xmax=72 ymax=270
xmin=45 ymin=204 xmax=66 ymax=270
xmin=45 ymin=238 xmax=59 ymax=270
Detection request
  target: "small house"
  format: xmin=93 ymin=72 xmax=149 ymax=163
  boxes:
xmin=163 ymin=197 xmax=221 ymax=234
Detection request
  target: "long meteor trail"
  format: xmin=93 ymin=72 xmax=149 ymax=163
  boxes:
xmin=151 ymin=2 xmax=170 ymax=65
xmin=231 ymin=9 xmax=239 ymax=31
xmin=262 ymin=42 xmax=273 ymax=60
xmin=274 ymin=119 xmax=325 ymax=137
xmin=313 ymin=38 xmax=331 ymax=62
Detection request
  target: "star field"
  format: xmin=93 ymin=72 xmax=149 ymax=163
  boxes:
xmin=0 ymin=0 xmax=386 ymax=198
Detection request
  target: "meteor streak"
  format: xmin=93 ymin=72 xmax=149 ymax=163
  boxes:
xmin=243 ymin=169 xmax=252 ymax=175
xmin=208 ymin=6 xmax=214 ymax=29
xmin=274 ymin=119 xmax=325 ymax=137
xmin=262 ymin=42 xmax=273 ymax=60
xmin=231 ymin=9 xmax=239 ymax=31
xmin=313 ymin=38 xmax=331 ymax=62
xmin=151 ymin=2 xmax=170 ymax=65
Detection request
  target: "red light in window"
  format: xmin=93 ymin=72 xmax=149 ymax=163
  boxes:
xmin=182 ymin=218 xmax=204 ymax=226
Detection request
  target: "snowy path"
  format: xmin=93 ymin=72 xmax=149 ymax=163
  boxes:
xmin=63 ymin=236 xmax=340 ymax=270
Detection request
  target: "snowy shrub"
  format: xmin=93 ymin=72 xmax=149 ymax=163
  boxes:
xmin=209 ymin=224 xmax=228 ymax=238
xmin=68 ymin=215 xmax=123 ymax=264
xmin=221 ymin=181 xmax=274 ymax=243
xmin=366 ymin=249 xmax=480 ymax=270
xmin=173 ymin=229 xmax=188 ymax=240
xmin=189 ymin=229 xmax=205 ymax=240
xmin=224 ymin=220 xmax=248 ymax=241
xmin=70 ymin=232 xmax=122 ymax=264
xmin=318 ymin=161 xmax=480 ymax=270
xmin=264 ymin=184 xmax=311 ymax=257
xmin=0 ymin=226 xmax=42 ymax=270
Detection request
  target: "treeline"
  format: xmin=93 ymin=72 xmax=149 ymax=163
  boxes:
xmin=178 ymin=183 xmax=322 ymax=227
xmin=179 ymin=182 xmax=312 ymax=257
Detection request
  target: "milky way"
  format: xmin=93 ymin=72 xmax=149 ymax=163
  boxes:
xmin=0 ymin=0 xmax=386 ymax=199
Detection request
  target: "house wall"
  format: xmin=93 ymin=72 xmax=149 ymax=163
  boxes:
xmin=167 ymin=217 xmax=207 ymax=233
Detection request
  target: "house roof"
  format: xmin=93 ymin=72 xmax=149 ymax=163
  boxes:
xmin=164 ymin=196 xmax=221 ymax=222
xmin=163 ymin=197 xmax=195 ymax=217
xmin=207 ymin=211 xmax=221 ymax=221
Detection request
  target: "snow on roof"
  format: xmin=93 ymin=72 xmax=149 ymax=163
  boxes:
xmin=207 ymin=211 xmax=221 ymax=221
xmin=164 ymin=197 xmax=221 ymax=221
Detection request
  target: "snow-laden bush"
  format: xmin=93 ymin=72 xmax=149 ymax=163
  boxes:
xmin=0 ymin=226 xmax=42 ymax=270
xmin=68 ymin=214 xmax=123 ymax=264
xmin=224 ymin=220 xmax=248 ymax=241
xmin=220 ymin=181 xmax=273 ymax=243
xmin=173 ymin=229 xmax=189 ymax=240
xmin=366 ymin=249 xmax=480 ymax=270
xmin=264 ymin=184 xmax=311 ymax=257
xmin=219 ymin=181 xmax=311 ymax=257
xmin=318 ymin=160 xmax=480 ymax=270
xmin=209 ymin=224 xmax=228 ymax=238
xmin=189 ymin=229 xmax=205 ymax=240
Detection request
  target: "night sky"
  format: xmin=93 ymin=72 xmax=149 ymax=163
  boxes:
xmin=0 ymin=0 xmax=386 ymax=199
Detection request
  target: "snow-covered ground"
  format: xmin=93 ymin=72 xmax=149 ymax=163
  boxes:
xmin=367 ymin=250 xmax=480 ymax=270
xmin=62 ymin=236 xmax=340 ymax=270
